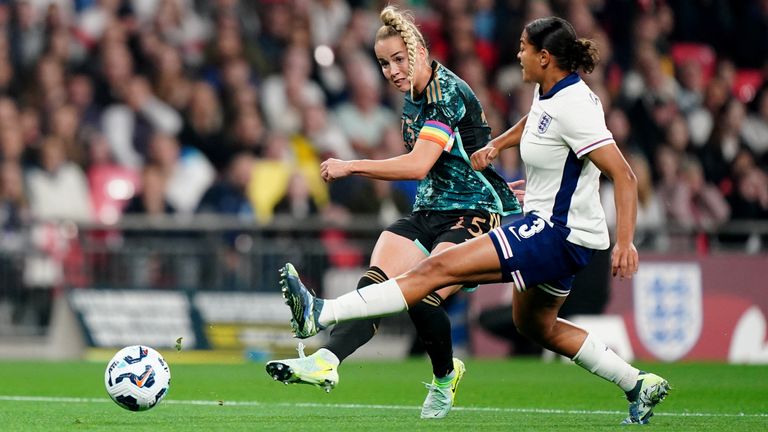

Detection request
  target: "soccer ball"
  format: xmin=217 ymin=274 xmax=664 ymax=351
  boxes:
xmin=104 ymin=345 xmax=171 ymax=411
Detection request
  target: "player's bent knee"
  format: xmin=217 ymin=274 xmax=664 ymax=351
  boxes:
xmin=513 ymin=315 xmax=547 ymax=342
xmin=414 ymin=256 xmax=453 ymax=281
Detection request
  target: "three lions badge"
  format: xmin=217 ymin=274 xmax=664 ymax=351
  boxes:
xmin=537 ymin=112 xmax=552 ymax=134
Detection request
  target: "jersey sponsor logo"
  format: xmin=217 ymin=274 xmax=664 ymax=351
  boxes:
xmin=537 ymin=112 xmax=552 ymax=134
xmin=633 ymin=263 xmax=702 ymax=361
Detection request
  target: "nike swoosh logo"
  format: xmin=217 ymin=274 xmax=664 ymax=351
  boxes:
xmin=135 ymin=367 xmax=153 ymax=388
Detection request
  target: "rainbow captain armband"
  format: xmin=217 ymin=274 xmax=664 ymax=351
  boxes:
xmin=418 ymin=120 xmax=454 ymax=151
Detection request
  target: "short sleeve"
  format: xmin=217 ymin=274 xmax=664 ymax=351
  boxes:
xmin=559 ymin=95 xmax=614 ymax=159
xmin=417 ymin=84 xmax=467 ymax=151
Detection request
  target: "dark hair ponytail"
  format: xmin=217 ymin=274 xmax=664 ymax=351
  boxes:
xmin=525 ymin=17 xmax=600 ymax=74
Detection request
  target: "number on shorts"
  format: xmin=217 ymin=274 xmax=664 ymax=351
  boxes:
xmin=452 ymin=215 xmax=497 ymax=237
xmin=517 ymin=217 xmax=546 ymax=238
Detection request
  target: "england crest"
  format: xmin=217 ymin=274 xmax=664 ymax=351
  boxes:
xmin=537 ymin=112 xmax=552 ymax=134
xmin=633 ymin=263 xmax=702 ymax=361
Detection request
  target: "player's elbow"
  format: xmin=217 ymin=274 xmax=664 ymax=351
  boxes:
xmin=625 ymin=169 xmax=638 ymax=189
xmin=612 ymin=166 xmax=637 ymax=188
xmin=407 ymin=165 xmax=431 ymax=180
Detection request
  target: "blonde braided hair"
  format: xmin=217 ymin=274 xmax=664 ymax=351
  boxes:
xmin=376 ymin=6 xmax=427 ymax=96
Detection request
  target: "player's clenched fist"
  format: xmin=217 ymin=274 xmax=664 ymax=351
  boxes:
xmin=320 ymin=158 xmax=351 ymax=182
xmin=470 ymin=146 xmax=498 ymax=171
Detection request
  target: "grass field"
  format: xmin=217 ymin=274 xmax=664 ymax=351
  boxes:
xmin=0 ymin=357 xmax=766 ymax=431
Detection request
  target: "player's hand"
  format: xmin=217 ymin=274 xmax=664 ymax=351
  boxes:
xmin=611 ymin=242 xmax=638 ymax=280
xmin=470 ymin=145 xmax=498 ymax=170
xmin=507 ymin=179 xmax=525 ymax=205
xmin=320 ymin=158 xmax=351 ymax=182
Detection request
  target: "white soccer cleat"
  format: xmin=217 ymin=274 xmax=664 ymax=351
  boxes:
xmin=621 ymin=372 xmax=670 ymax=425
xmin=420 ymin=358 xmax=466 ymax=419
xmin=265 ymin=344 xmax=339 ymax=393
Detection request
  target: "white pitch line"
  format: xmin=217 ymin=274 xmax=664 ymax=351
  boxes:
xmin=0 ymin=395 xmax=766 ymax=419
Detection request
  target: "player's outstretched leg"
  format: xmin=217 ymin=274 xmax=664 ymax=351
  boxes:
xmin=420 ymin=357 xmax=466 ymax=419
xmin=621 ymin=372 xmax=670 ymax=425
xmin=280 ymin=263 xmax=324 ymax=338
xmin=265 ymin=344 xmax=340 ymax=393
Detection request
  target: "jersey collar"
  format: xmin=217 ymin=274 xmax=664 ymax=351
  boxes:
xmin=412 ymin=60 xmax=441 ymax=101
xmin=539 ymin=72 xmax=580 ymax=100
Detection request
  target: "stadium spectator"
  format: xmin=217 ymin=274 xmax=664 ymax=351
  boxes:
xmin=307 ymin=0 xmax=350 ymax=48
xmin=726 ymin=165 xmax=768 ymax=252
xmin=273 ymin=171 xmax=319 ymax=220
xmin=741 ymin=88 xmax=768 ymax=161
xmin=177 ymin=80 xmax=228 ymax=170
xmin=152 ymin=43 xmax=194 ymax=111
xmin=0 ymin=161 xmax=28 ymax=233
xmin=260 ymin=44 xmax=325 ymax=135
xmin=687 ymin=77 xmax=731 ymax=148
xmin=84 ymin=131 xmax=139 ymax=224
xmin=228 ymin=108 xmax=266 ymax=157
xmin=661 ymin=156 xmax=730 ymax=233
xmin=65 ymin=73 xmax=101 ymax=131
xmin=699 ymin=98 xmax=752 ymax=188
xmin=0 ymin=123 xmax=25 ymax=166
xmin=49 ymin=104 xmax=86 ymax=167
xmin=333 ymin=52 xmax=396 ymax=158
xmin=301 ymin=102 xmax=353 ymax=161
xmin=146 ymin=132 xmax=214 ymax=214
xmin=675 ymin=59 xmax=706 ymax=116
xmin=102 ymin=75 xmax=183 ymax=169
xmin=663 ymin=113 xmax=696 ymax=161
xmin=197 ymin=151 xmax=254 ymax=218
xmin=26 ymin=136 xmax=92 ymax=222
xmin=124 ymin=164 xmax=175 ymax=216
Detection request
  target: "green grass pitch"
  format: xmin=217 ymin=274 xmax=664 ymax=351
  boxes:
xmin=0 ymin=358 xmax=765 ymax=431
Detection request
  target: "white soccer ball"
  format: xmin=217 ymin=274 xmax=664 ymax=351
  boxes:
xmin=104 ymin=345 xmax=171 ymax=411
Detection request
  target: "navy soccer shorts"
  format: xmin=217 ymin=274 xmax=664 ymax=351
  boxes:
xmin=488 ymin=213 xmax=596 ymax=296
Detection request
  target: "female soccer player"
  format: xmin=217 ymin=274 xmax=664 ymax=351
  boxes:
xmin=266 ymin=6 xmax=521 ymax=419
xmin=280 ymin=16 xmax=669 ymax=425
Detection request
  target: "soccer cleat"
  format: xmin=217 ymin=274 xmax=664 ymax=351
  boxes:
xmin=621 ymin=372 xmax=670 ymax=425
xmin=265 ymin=344 xmax=339 ymax=393
xmin=280 ymin=263 xmax=325 ymax=338
xmin=420 ymin=358 xmax=466 ymax=419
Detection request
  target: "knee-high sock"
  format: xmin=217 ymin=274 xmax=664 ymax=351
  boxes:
xmin=319 ymin=279 xmax=407 ymax=326
xmin=323 ymin=267 xmax=387 ymax=362
xmin=573 ymin=333 xmax=639 ymax=392
xmin=408 ymin=292 xmax=454 ymax=378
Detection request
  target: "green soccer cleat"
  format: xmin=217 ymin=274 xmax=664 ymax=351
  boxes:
xmin=420 ymin=358 xmax=466 ymax=419
xmin=265 ymin=344 xmax=339 ymax=393
xmin=621 ymin=372 xmax=670 ymax=425
xmin=280 ymin=263 xmax=325 ymax=339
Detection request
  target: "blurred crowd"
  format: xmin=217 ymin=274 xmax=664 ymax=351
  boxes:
xmin=0 ymin=0 xmax=765 ymax=242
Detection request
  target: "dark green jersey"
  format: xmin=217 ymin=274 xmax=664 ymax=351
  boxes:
xmin=401 ymin=61 xmax=521 ymax=215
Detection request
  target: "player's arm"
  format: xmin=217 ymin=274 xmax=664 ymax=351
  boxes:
xmin=471 ymin=114 xmax=528 ymax=171
xmin=587 ymin=144 xmax=639 ymax=279
xmin=321 ymin=138 xmax=442 ymax=181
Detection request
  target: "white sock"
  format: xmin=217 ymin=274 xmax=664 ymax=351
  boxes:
xmin=318 ymin=279 xmax=408 ymax=327
xmin=572 ymin=333 xmax=640 ymax=392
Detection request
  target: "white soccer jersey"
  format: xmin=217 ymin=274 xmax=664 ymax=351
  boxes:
xmin=520 ymin=73 xmax=613 ymax=250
